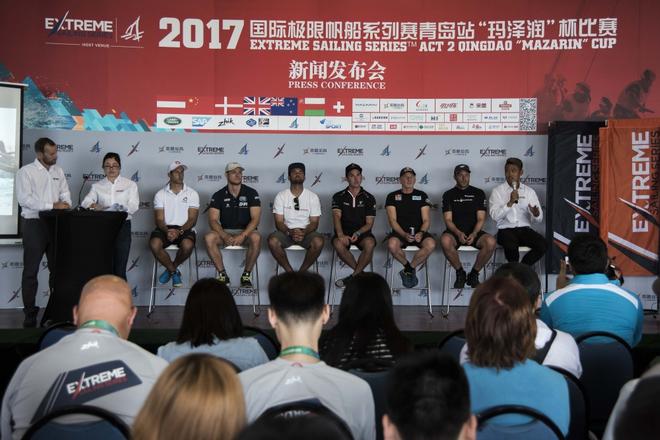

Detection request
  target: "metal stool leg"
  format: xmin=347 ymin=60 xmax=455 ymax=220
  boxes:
xmin=252 ymin=258 xmax=261 ymax=316
xmin=148 ymin=256 xmax=158 ymax=317
xmin=328 ymin=248 xmax=336 ymax=311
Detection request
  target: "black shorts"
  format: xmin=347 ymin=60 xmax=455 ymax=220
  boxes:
xmin=332 ymin=231 xmax=376 ymax=249
xmin=386 ymin=231 xmax=435 ymax=248
xmin=150 ymin=226 xmax=197 ymax=247
xmin=442 ymin=230 xmax=487 ymax=249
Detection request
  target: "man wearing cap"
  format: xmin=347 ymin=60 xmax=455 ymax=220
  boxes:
xmin=385 ymin=167 xmax=436 ymax=288
xmin=204 ymin=162 xmax=261 ymax=288
xmin=489 ymin=157 xmax=546 ymax=266
xmin=149 ymin=161 xmax=200 ymax=287
xmin=331 ymin=163 xmax=377 ymax=287
xmin=268 ymin=162 xmax=324 ymax=272
xmin=440 ymin=164 xmax=496 ymax=289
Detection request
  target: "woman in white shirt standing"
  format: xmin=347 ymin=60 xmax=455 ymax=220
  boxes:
xmin=82 ymin=152 xmax=139 ymax=280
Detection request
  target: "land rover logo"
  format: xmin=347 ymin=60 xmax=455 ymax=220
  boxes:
xmin=164 ymin=117 xmax=182 ymax=126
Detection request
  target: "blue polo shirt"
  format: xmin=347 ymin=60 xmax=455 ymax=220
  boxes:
xmin=540 ymin=273 xmax=644 ymax=347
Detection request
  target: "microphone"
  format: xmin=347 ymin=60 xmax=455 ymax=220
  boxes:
xmin=513 ymin=180 xmax=519 ymax=204
xmin=77 ymin=171 xmax=93 ymax=209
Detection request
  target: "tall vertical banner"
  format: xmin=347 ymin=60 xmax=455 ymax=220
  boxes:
xmin=546 ymin=121 xmax=604 ymax=273
xmin=600 ymin=118 xmax=660 ymax=275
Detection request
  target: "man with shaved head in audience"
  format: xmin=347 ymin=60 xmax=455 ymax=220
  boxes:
xmin=1 ymin=275 xmax=167 ymax=439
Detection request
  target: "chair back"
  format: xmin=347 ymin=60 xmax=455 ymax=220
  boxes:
xmin=244 ymin=325 xmax=280 ymax=360
xmin=348 ymin=360 xmax=391 ymax=440
xmin=22 ymin=404 xmax=130 ymax=440
xmin=477 ymin=405 xmax=565 ymax=440
xmin=437 ymin=329 xmax=466 ymax=363
xmin=259 ymin=398 xmax=354 ymax=440
xmin=575 ymin=331 xmax=634 ymax=437
xmin=37 ymin=322 xmax=77 ymax=350
xmin=548 ymin=366 xmax=589 ymax=440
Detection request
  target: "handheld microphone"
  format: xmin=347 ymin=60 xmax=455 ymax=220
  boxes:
xmin=77 ymin=171 xmax=93 ymax=209
xmin=513 ymin=180 xmax=519 ymax=204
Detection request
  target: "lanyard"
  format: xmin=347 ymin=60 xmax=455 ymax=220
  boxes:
xmin=79 ymin=320 xmax=119 ymax=337
xmin=279 ymin=345 xmax=320 ymax=360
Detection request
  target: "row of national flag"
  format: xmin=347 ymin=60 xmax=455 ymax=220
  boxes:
xmin=156 ymin=96 xmax=335 ymax=117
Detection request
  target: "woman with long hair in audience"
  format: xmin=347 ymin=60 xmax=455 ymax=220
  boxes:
xmin=320 ymin=272 xmax=412 ymax=369
xmin=463 ymin=276 xmax=570 ymax=435
xmin=133 ymin=354 xmax=246 ymax=440
xmin=157 ymin=278 xmax=268 ymax=371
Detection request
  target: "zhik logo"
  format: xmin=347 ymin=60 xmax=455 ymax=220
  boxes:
xmin=238 ymin=144 xmax=249 ymax=155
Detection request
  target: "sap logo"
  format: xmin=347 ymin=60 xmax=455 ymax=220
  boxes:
xmin=524 ymin=145 xmax=534 ymax=157
xmin=127 ymin=257 xmax=140 ymax=272
xmin=131 ymin=171 xmax=139 ymax=182
xmin=289 ymin=118 xmax=298 ymax=129
xmin=415 ymin=144 xmax=427 ymax=159
xmin=56 ymin=144 xmax=73 ymax=152
xmin=246 ymin=118 xmax=257 ymax=127
xmin=8 ymin=287 xmax=21 ymax=303
xmin=238 ymin=144 xmax=249 ymax=155
xmin=274 ymin=143 xmax=285 ymax=158
xmin=121 ymin=16 xmax=144 ymax=42
xmin=419 ymin=173 xmax=429 ymax=184
xmin=192 ymin=116 xmax=211 ymax=127
xmin=89 ymin=141 xmax=101 ymax=153
xmin=127 ymin=141 xmax=140 ymax=156
xmin=276 ymin=173 xmax=287 ymax=184
xmin=311 ymin=172 xmax=322 ymax=187
xmin=381 ymin=145 xmax=391 ymax=156
xmin=45 ymin=11 xmax=113 ymax=36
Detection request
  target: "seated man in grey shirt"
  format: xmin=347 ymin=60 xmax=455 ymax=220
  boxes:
xmin=239 ymin=272 xmax=376 ymax=440
xmin=1 ymin=275 xmax=167 ymax=439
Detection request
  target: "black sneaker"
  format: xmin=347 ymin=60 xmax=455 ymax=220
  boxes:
xmin=216 ymin=271 xmax=230 ymax=285
xmin=400 ymin=268 xmax=418 ymax=288
xmin=240 ymin=272 xmax=253 ymax=288
xmin=335 ymin=274 xmax=353 ymax=288
xmin=454 ymin=269 xmax=467 ymax=289
xmin=467 ymin=270 xmax=481 ymax=288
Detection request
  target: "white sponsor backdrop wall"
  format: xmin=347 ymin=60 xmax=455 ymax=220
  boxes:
xmin=0 ymin=129 xmax=655 ymax=310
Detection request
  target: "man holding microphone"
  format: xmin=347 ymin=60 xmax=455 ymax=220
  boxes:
xmin=488 ymin=157 xmax=546 ymax=266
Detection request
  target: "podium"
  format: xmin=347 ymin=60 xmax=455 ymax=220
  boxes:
xmin=39 ymin=210 xmax=128 ymax=324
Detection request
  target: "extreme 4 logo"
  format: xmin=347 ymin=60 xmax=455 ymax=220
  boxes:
xmin=419 ymin=173 xmax=429 ymax=184
xmin=121 ymin=16 xmax=144 ymax=42
xmin=89 ymin=141 xmax=101 ymax=153
xmin=238 ymin=144 xmax=249 ymax=155
xmin=524 ymin=145 xmax=534 ymax=157
xmin=289 ymin=119 xmax=298 ymax=129
xmin=381 ymin=145 xmax=391 ymax=156
xmin=273 ymin=144 xmax=285 ymax=158
xmin=131 ymin=171 xmax=139 ymax=182
xmin=45 ymin=11 xmax=114 ymax=38
xmin=276 ymin=173 xmax=287 ymax=184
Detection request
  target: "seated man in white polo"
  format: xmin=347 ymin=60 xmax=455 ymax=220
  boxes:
xmin=149 ymin=160 xmax=200 ymax=287
xmin=268 ymin=162 xmax=324 ymax=272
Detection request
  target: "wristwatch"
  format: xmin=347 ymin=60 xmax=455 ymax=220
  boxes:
xmin=354 ymin=231 xmax=362 ymax=237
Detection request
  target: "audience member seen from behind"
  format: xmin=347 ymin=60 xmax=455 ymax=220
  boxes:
xmin=133 ymin=353 xmax=246 ymax=440
xmin=540 ymin=233 xmax=644 ymax=347
xmin=460 ymin=262 xmax=582 ymax=378
xmin=239 ymin=271 xmax=376 ymax=440
xmin=613 ymin=376 xmax=660 ymax=440
xmin=320 ymin=272 xmax=412 ymax=369
xmin=463 ymin=277 xmax=570 ymax=435
xmin=1 ymin=275 xmax=167 ymax=439
xmin=158 ymin=278 xmax=268 ymax=371
xmin=238 ymin=414 xmax=352 ymax=440
xmin=383 ymin=351 xmax=476 ymax=440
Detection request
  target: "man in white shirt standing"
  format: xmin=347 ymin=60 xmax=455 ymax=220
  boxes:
xmin=16 ymin=137 xmax=71 ymax=327
xmin=488 ymin=157 xmax=546 ymax=266
xmin=268 ymin=162 xmax=324 ymax=272
xmin=149 ymin=161 xmax=199 ymax=287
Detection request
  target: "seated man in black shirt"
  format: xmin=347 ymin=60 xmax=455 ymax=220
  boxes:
xmin=204 ymin=162 xmax=261 ymax=288
xmin=385 ymin=167 xmax=436 ymax=288
xmin=331 ymin=163 xmax=377 ymax=287
xmin=440 ymin=164 xmax=496 ymax=289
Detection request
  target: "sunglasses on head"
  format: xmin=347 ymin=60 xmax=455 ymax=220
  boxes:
xmin=293 ymin=197 xmax=300 ymax=211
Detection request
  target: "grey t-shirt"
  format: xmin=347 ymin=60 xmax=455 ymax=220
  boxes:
xmin=158 ymin=336 xmax=269 ymax=371
xmin=239 ymin=358 xmax=376 ymax=440
xmin=1 ymin=328 xmax=167 ymax=439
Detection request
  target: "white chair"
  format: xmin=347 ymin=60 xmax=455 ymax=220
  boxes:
xmin=221 ymin=245 xmax=261 ymax=316
xmin=274 ymin=244 xmax=319 ymax=274
xmin=327 ymin=245 xmax=374 ymax=313
xmin=441 ymin=246 xmax=489 ymax=317
xmin=148 ymin=244 xmax=199 ymax=316
xmin=385 ymin=246 xmax=433 ymax=317
xmin=491 ymin=245 xmax=542 ymax=275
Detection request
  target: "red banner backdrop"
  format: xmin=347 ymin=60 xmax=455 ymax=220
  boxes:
xmin=0 ymin=0 xmax=658 ymax=132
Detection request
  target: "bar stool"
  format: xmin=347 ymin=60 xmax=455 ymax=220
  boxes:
xmin=274 ymin=244 xmax=319 ymax=274
xmin=385 ymin=246 xmax=433 ymax=317
xmin=327 ymin=245 xmax=374 ymax=313
xmin=441 ymin=246 xmax=489 ymax=317
xmin=490 ymin=246 xmax=542 ymax=275
xmin=221 ymin=245 xmax=261 ymax=316
xmin=148 ymin=244 xmax=199 ymax=316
